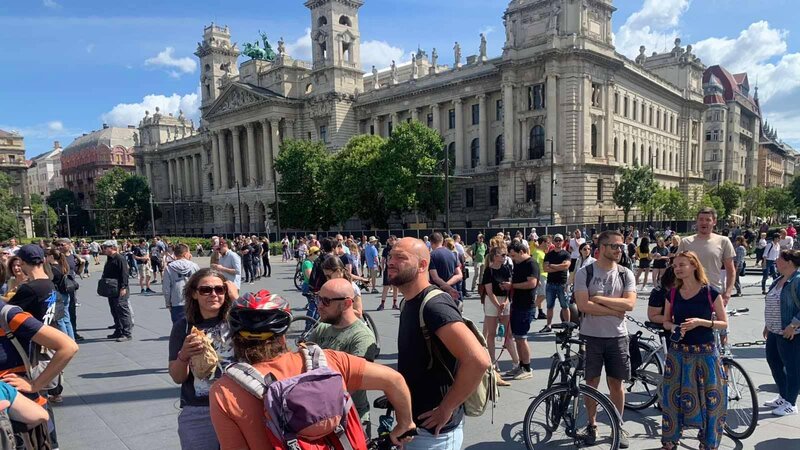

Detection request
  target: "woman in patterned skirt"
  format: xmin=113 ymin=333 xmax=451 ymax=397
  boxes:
xmin=661 ymin=251 xmax=729 ymax=450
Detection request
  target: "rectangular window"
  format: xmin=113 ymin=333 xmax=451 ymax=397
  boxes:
xmin=388 ymin=121 xmax=393 ymax=135
xmin=496 ymin=99 xmax=504 ymax=121
xmin=529 ymin=84 xmax=545 ymax=110
xmin=633 ymin=100 xmax=638 ymax=121
xmin=624 ymin=97 xmax=629 ymax=117
xmin=472 ymin=104 xmax=480 ymax=125
xmin=427 ymin=113 xmax=434 ymax=128
xmin=448 ymin=109 xmax=456 ymax=129
xmin=641 ymin=104 xmax=646 ymax=123
xmin=614 ymin=93 xmax=619 ymax=114
xmin=489 ymin=185 xmax=499 ymax=206
xmin=370 ymin=125 xmax=375 ymax=135
xmin=525 ymin=182 xmax=537 ymax=203
xmin=597 ymin=179 xmax=604 ymax=202
xmin=706 ymin=132 xmax=712 ymax=141
xmin=465 ymin=188 xmax=474 ymax=208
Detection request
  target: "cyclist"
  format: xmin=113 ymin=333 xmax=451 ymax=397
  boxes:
xmin=309 ymin=278 xmax=379 ymax=437
xmin=301 ymin=246 xmax=320 ymax=318
xmin=209 ymin=291 xmax=415 ymax=450
xmin=574 ymin=230 xmax=636 ymax=448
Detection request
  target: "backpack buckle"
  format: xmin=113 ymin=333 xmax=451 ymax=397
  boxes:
xmin=286 ymin=439 xmax=301 ymax=450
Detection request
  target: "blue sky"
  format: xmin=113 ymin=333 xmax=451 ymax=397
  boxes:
xmin=2 ymin=0 xmax=800 ymax=158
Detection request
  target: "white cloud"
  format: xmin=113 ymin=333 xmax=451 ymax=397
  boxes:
xmin=47 ymin=121 xmax=64 ymax=132
xmin=0 ymin=121 xmax=79 ymax=140
xmin=361 ymin=40 xmax=405 ymax=70
xmin=286 ymin=28 xmax=312 ymax=61
xmin=479 ymin=26 xmax=495 ymax=36
xmin=85 ymin=43 xmax=94 ymax=53
xmin=42 ymin=0 xmax=61 ymax=10
xmin=614 ymin=0 xmax=690 ymax=59
xmin=101 ymin=91 xmax=201 ymax=128
xmin=144 ymin=47 xmax=197 ymax=77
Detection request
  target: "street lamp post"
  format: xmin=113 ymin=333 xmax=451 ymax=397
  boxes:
xmin=42 ymin=196 xmax=50 ymax=238
xmin=417 ymin=149 xmax=470 ymax=233
xmin=149 ymin=193 xmax=157 ymax=237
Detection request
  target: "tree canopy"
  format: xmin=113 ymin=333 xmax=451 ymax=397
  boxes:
xmin=613 ymin=165 xmax=656 ymax=224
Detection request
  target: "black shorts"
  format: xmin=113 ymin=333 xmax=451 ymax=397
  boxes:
xmin=150 ymin=257 xmax=162 ymax=271
xmin=652 ymin=260 xmax=668 ymax=269
xmin=569 ymin=258 xmax=578 ymax=272
xmin=638 ymin=259 xmax=651 ymax=269
xmin=582 ymin=335 xmax=631 ymax=381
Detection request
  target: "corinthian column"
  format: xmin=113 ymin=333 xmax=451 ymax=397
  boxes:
xmin=454 ymin=98 xmax=464 ymax=169
xmin=232 ymin=126 xmax=243 ymax=188
xmin=478 ymin=94 xmax=488 ymax=167
xmin=261 ymin=119 xmax=273 ymax=185
xmin=245 ymin=123 xmax=257 ymax=187
xmin=502 ymin=83 xmax=515 ymax=162
xmin=219 ymin=130 xmax=229 ymax=191
xmin=211 ymin=132 xmax=221 ymax=192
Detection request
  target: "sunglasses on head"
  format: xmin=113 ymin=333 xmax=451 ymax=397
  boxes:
xmin=197 ymin=285 xmax=226 ymax=296
xmin=316 ymin=296 xmax=350 ymax=307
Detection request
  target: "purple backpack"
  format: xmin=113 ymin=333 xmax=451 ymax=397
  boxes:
xmin=226 ymin=344 xmax=367 ymax=450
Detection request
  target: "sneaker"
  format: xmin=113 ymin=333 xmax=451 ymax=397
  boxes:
xmin=147 ymin=288 xmax=156 ymax=294
xmin=463 ymin=292 xmax=471 ymax=298
xmin=376 ymin=304 xmax=384 ymax=311
xmin=765 ymin=396 xmax=786 ymax=408
xmin=152 ymin=280 xmax=159 ymax=284
xmin=503 ymin=366 xmax=524 ymax=379
xmin=539 ymin=325 xmax=552 ymax=333
xmin=513 ymin=369 xmax=533 ymax=380
xmin=116 ymin=335 xmax=133 ymax=342
xmin=371 ymin=289 xmax=379 ymax=294
xmin=578 ymin=425 xmax=597 ymax=445
xmin=619 ymin=428 xmax=630 ymax=448
xmin=772 ymin=404 xmax=798 ymax=416
xmin=74 ymin=334 xmax=85 ymax=342
xmin=140 ymin=288 xmax=145 ymax=294
xmin=107 ymin=325 xmax=116 ymax=329
xmin=75 ymin=302 xmax=82 ymax=307
xmin=107 ymin=333 xmax=122 ymax=339
xmin=49 ymin=394 xmax=63 ymax=403
xmin=537 ymin=310 xmax=547 ymax=320
xmin=392 ymin=304 xmax=400 ymax=310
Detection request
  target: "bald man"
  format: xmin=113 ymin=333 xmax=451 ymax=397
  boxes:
xmin=388 ymin=238 xmax=490 ymax=449
xmin=310 ymin=278 xmax=378 ymax=436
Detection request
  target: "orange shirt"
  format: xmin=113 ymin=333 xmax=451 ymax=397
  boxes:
xmin=210 ymin=349 xmax=366 ymax=450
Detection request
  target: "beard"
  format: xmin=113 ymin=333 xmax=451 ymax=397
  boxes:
xmin=388 ymin=265 xmax=417 ymax=286
xmin=320 ymin=307 xmax=344 ymax=326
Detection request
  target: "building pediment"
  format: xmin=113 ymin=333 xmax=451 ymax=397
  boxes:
xmin=205 ymin=82 xmax=294 ymax=118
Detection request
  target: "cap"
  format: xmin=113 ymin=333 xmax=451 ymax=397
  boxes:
xmin=369 ymin=236 xmax=378 ymax=242
xmin=17 ymin=244 xmax=45 ymax=264
xmin=553 ymin=234 xmax=565 ymax=241
xmin=308 ymin=246 xmax=320 ymax=254
xmin=102 ymin=240 xmax=118 ymax=248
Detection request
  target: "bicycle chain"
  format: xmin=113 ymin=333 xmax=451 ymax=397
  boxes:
xmin=730 ymin=340 xmax=767 ymax=348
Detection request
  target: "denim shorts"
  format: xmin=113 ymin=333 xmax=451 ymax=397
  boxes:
xmin=510 ymin=305 xmax=534 ymax=338
xmin=546 ymin=282 xmax=569 ymax=309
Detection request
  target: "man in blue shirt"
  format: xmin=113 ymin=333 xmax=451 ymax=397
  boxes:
xmin=365 ymin=236 xmax=380 ymax=293
xmin=212 ymin=240 xmax=242 ymax=288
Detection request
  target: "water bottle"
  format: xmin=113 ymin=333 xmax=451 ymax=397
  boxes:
xmin=497 ymin=324 xmax=505 ymax=340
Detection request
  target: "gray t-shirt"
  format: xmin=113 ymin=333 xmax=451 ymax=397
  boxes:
xmin=574 ymin=262 xmax=636 ymax=338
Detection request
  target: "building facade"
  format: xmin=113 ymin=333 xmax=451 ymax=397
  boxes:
xmin=0 ymin=129 xmax=33 ymax=237
xmin=136 ymin=0 xmax=708 ymax=234
xmin=27 ymin=141 xmax=63 ymax=197
xmin=61 ymin=125 xmax=136 ymax=210
xmin=702 ymin=66 xmax=761 ymax=187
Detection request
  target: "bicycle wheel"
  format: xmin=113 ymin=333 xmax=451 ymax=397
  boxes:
xmin=286 ymin=315 xmax=318 ymax=352
xmin=624 ymin=341 xmax=663 ymax=410
xmin=293 ymin=266 xmax=303 ymax=291
xmin=723 ymin=358 xmax=758 ymax=440
xmin=544 ymin=358 xmax=571 ymax=432
xmin=523 ymin=384 xmax=621 ymax=450
xmin=361 ymin=312 xmax=381 ymax=358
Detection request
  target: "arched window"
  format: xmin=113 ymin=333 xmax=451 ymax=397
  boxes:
xmin=613 ymin=137 xmax=618 ymax=160
xmin=318 ymin=16 xmax=328 ymax=27
xmin=529 ymin=126 xmax=545 ymax=159
xmin=623 ymin=140 xmax=628 ymax=163
xmin=495 ymin=135 xmax=504 ymax=165
xmin=661 ymin=149 xmax=666 ymax=169
xmin=338 ymin=15 xmax=352 ymax=26
xmin=470 ymin=138 xmax=480 ymax=168
xmin=591 ymin=124 xmax=598 ymax=157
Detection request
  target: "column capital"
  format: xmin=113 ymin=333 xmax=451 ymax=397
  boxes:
xmin=476 ymin=93 xmax=487 ymax=101
xmin=431 ymin=103 xmax=440 ymax=110
xmin=285 ymin=119 xmax=295 ymax=126
xmin=231 ymin=126 xmax=241 ymax=136
xmin=454 ymin=98 xmax=463 ymax=106
xmin=245 ymin=122 xmax=255 ymax=130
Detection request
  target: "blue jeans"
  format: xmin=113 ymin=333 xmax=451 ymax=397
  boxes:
xmin=170 ymin=305 xmax=186 ymax=324
xmin=55 ymin=292 xmax=75 ymax=340
xmin=545 ymin=282 xmax=568 ymax=309
xmin=766 ymin=331 xmax=800 ymax=405
xmin=762 ymin=260 xmax=778 ymax=291
xmin=404 ymin=419 xmax=463 ymax=450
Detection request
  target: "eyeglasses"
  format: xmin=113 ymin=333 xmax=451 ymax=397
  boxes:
xmin=604 ymin=244 xmax=625 ymax=250
xmin=316 ymin=296 xmax=350 ymax=307
xmin=197 ymin=285 xmax=226 ymax=296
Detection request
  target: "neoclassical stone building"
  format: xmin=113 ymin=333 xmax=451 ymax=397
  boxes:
xmin=135 ymin=0 xmax=707 ymax=235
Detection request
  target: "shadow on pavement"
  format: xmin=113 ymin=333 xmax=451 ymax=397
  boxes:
xmin=73 ymin=387 xmax=179 ymax=404
xmin=755 ymin=438 xmax=799 ymax=449
xmin=140 ymin=336 xmax=170 ymax=342
xmin=80 ymin=368 xmax=168 ymax=379
xmin=466 ymin=421 xmax=526 ymax=449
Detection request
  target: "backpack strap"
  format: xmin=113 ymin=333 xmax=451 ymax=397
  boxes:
xmin=585 ymin=263 xmax=594 ymax=290
xmin=419 ymin=289 xmax=450 ymax=373
xmin=299 ymin=343 xmax=328 ymax=371
xmin=0 ymin=305 xmax=33 ymax=378
xmin=225 ymin=362 xmax=274 ymax=400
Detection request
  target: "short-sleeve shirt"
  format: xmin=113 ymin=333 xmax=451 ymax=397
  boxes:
xmin=648 ymin=286 xmax=668 ymax=314
xmin=574 ymin=262 xmax=636 ymax=338
xmin=364 ymin=244 xmax=379 ymax=269
xmin=0 ymin=381 xmax=17 ymax=409
xmin=301 ymin=259 xmax=314 ymax=283
xmin=210 ymin=350 xmax=366 ymax=450
xmin=670 ymin=286 xmax=719 ymax=345
xmin=9 ymin=279 xmax=57 ymax=322
xmin=532 ymin=249 xmax=547 ymax=280
xmin=481 ymin=263 xmax=513 ymax=296
xmin=544 ymin=250 xmax=571 ymax=285
xmin=510 ymin=257 xmax=540 ymax=308
xmin=0 ymin=306 xmax=45 ymax=406
xmin=397 ymin=286 xmax=464 ymax=434
xmin=429 ymin=247 xmax=457 ymax=284
xmin=678 ymin=234 xmax=735 ymax=291
xmin=569 ymin=238 xmax=585 ymax=259
xmin=168 ymin=316 xmax=233 ymax=407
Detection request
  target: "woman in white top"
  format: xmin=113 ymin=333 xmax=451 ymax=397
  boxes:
xmin=568 ymin=229 xmax=585 ymax=285
xmin=756 ymin=232 xmax=768 ymax=265
xmin=576 ymin=242 xmax=596 ymax=270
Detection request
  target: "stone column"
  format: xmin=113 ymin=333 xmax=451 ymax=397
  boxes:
xmin=372 ymin=117 xmax=380 ymax=137
xmin=169 ymin=159 xmax=177 ymax=196
xmin=193 ymin=154 xmax=201 ymax=198
xmin=454 ymin=98 xmax=463 ymax=169
xmin=164 ymin=161 xmax=172 ymax=199
xmin=286 ymin=119 xmax=295 ymax=140
xmin=502 ymin=83 xmax=515 ymax=162
xmin=232 ymin=126 xmax=243 ymax=189
xmin=478 ymin=94 xmax=488 ymax=167
xmin=261 ymin=119 xmax=273 ymax=185
xmin=145 ymin=162 xmax=153 ymax=189
xmin=390 ymin=112 xmax=399 ymax=134
xmin=176 ymin=158 xmax=185 ymax=199
xmin=431 ymin=104 xmax=441 ymax=132
xmin=270 ymin=119 xmax=281 ymax=175
xmin=211 ymin=132 xmax=221 ymax=193
xmin=245 ymin=122 xmax=257 ymax=187
xmin=545 ymin=74 xmax=558 ymax=159
xmin=219 ymin=130 xmax=230 ymax=191
xmin=411 ymin=108 xmax=419 ymax=122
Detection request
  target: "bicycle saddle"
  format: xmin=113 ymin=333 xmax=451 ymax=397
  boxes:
xmin=644 ymin=321 xmax=664 ymax=330
xmin=373 ymin=395 xmax=391 ymax=410
xmin=552 ymin=322 xmax=578 ymax=331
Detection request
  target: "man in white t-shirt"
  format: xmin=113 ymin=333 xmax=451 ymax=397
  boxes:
xmin=677 ymin=207 xmax=736 ymax=304
xmin=568 ymin=229 xmax=586 ymax=284
xmin=779 ymin=229 xmax=794 ymax=251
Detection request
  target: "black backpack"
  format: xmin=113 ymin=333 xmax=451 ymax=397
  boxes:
xmin=308 ymin=253 xmax=332 ymax=293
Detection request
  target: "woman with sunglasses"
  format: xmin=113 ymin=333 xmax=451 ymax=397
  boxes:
xmin=168 ymin=268 xmax=237 ymax=450
xmin=762 ymin=249 xmax=800 ymax=416
xmin=321 ymin=255 xmax=363 ymax=317
xmin=2 ymin=256 xmax=27 ymax=300
xmin=481 ymin=245 xmax=518 ymax=386
xmin=660 ymin=251 xmax=728 ymax=450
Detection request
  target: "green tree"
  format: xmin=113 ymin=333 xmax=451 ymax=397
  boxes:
xmin=0 ymin=173 xmax=21 ymax=240
xmin=95 ymin=168 xmax=133 ymax=236
xmin=640 ymin=186 xmax=669 ymax=222
xmin=613 ymin=166 xmax=656 ymax=224
xmin=115 ymin=175 xmax=161 ymax=234
xmin=691 ymin=193 xmax=725 ymax=218
xmin=327 ymin=134 xmax=390 ymax=227
xmin=273 ymin=139 xmax=335 ymax=230
xmin=661 ymin=189 xmax=690 ymax=224
xmin=29 ymin=194 xmax=58 ymax=238
xmin=47 ymin=188 xmax=93 ymax=237
xmin=790 ymin=176 xmax=800 ymax=207
xmin=713 ymin=181 xmax=743 ymax=219
xmin=742 ymin=186 xmax=771 ymax=223
xmin=766 ymin=187 xmax=796 ymax=221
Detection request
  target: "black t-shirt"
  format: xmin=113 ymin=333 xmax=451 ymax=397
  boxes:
xmin=481 ymin=263 xmax=512 ymax=296
xmin=511 ymin=257 xmax=540 ymax=308
xmin=9 ymin=278 xmax=57 ymax=322
xmin=627 ymin=242 xmax=637 ymax=259
xmin=382 ymin=244 xmax=392 ymax=267
xmin=544 ymin=250 xmax=570 ymax=284
xmin=397 ymin=286 xmax=464 ymax=434
xmin=648 ymin=286 xmax=668 ymax=312
xmin=261 ymin=242 xmax=270 ymax=256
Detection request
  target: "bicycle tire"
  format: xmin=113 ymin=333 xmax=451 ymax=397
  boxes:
xmin=624 ymin=340 xmax=664 ymax=410
xmin=723 ymin=358 xmax=758 ymax=440
xmin=286 ymin=315 xmax=318 ymax=351
xmin=544 ymin=357 xmax=571 ymax=432
xmin=293 ymin=265 xmax=303 ymax=291
xmin=362 ymin=312 xmax=381 ymax=358
xmin=523 ymin=384 xmax=621 ymax=450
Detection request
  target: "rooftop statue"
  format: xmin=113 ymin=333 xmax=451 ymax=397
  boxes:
xmin=243 ymin=31 xmax=277 ymax=61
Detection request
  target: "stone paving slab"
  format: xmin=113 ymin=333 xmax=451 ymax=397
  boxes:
xmin=56 ymin=257 xmax=799 ymax=449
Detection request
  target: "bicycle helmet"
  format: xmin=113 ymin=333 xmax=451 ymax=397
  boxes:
xmin=228 ymin=290 xmax=292 ymax=340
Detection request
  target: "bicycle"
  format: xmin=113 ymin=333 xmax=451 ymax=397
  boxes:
xmin=523 ymin=322 xmax=621 ymax=449
xmin=293 ymin=260 xmax=304 ymax=291
xmin=367 ymin=396 xmax=417 ymax=450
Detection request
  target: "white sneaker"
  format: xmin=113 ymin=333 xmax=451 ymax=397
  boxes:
xmin=765 ymin=396 xmax=786 ymax=408
xmin=772 ymin=404 xmax=798 ymax=416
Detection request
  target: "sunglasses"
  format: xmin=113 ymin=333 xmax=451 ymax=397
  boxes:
xmin=604 ymin=244 xmax=626 ymax=250
xmin=316 ymin=296 xmax=350 ymax=307
xmin=197 ymin=285 xmax=226 ymax=296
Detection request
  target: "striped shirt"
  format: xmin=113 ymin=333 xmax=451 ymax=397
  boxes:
xmin=0 ymin=305 xmax=45 ymax=405
xmin=765 ymin=284 xmax=787 ymax=335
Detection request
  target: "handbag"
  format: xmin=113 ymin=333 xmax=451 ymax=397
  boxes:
xmin=97 ymin=277 xmax=120 ymax=298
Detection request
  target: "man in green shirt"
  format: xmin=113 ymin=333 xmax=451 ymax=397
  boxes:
xmin=533 ymin=236 xmax=550 ymax=320
xmin=469 ymin=234 xmax=488 ymax=292
xmin=310 ymin=277 xmax=379 ymax=436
